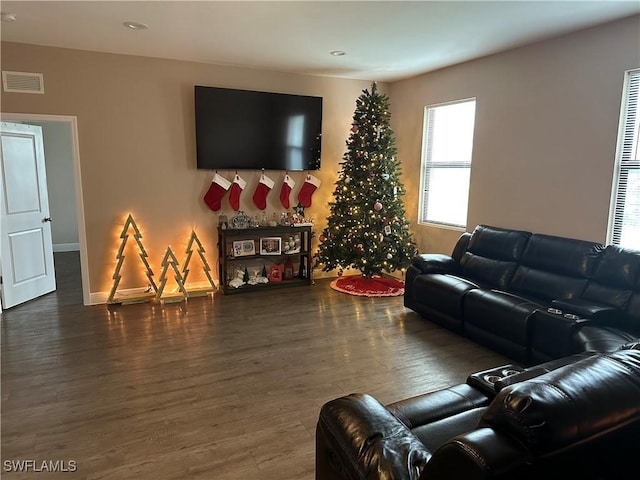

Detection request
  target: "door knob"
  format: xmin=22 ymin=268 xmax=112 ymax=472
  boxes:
xmin=43 ymin=217 xmax=52 ymax=222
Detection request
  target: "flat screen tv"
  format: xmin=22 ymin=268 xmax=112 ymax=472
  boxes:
xmin=195 ymin=85 xmax=322 ymax=171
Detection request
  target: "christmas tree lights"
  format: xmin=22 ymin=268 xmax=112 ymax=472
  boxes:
xmin=182 ymin=230 xmax=217 ymax=296
xmin=107 ymin=214 xmax=158 ymax=304
xmin=156 ymin=246 xmax=188 ymax=303
xmin=316 ymin=83 xmax=416 ymax=278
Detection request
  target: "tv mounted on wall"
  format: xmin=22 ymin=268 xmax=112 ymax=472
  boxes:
xmin=195 ymin=85 xmax=322 ymax=171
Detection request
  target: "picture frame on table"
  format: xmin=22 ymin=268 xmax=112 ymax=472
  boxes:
xmin=232 ymin=240 xmax=255 ymax=257
xmin=260 ymin=237 xmax=282 ymax=255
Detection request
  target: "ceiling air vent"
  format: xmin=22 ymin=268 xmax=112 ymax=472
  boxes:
xmin=2 ymin=71 xmax=44 ymax=94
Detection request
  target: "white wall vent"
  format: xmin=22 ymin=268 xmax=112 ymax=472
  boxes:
xmin=2 ymin=71 xmax=44 ymax=94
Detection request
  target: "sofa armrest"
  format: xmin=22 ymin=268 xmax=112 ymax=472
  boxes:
xmin=317 ymin=393 xmax=431 ymax=480
xmin=529 ymin=308 xmax=590 ymax=360
xmin=411 ymin=254 xmax=459 ymax=275
xmin=451 ymin=232 xmax=472 ymax=263
xmin=550 ymin=298 xmax=623 ymax=323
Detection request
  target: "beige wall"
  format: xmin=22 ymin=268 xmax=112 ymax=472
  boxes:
xmin=3 ymin=15 xmax=639 ymax=299
xmin=1 ymin=42 xmax=378 ymax=297
xmin=392 ymin=15 xmax=640 ymax=255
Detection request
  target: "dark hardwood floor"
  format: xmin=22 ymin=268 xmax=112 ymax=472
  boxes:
xmin=1 ymin=252 xmax=508 ymax=479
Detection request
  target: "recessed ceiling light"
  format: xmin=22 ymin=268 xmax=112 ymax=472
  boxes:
xmin=1 ymin=12 xmax=17 ymax=22
xmin=330 ymin=50 xmax=347 ymax=57
xmin=123 ymin=21 xmax=149 ymax=30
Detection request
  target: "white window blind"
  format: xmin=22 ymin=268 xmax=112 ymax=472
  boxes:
xmin=419 ymin=98 xmax=476 ymax=228
xmin=608 ymin=69 xmax=640 ymax=248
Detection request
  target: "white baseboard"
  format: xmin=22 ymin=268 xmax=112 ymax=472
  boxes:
xmin=53 ymin=243 xmax=80 ymax=252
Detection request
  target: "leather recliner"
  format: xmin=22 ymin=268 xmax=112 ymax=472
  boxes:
xmin=316 ymin=348 xmax=640 ymax=480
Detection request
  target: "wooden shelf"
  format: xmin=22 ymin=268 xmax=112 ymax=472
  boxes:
xmin=217 ymin=225 xmax=312 ymax=295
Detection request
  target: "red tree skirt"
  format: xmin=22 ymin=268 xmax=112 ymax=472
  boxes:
xmin=330 ymin=275 xmax=405 ymax=297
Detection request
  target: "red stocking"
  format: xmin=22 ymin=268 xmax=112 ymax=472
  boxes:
xmin=297 ymin=174 xmax=321 ymax=208
xmin=228 ymin=174 xmax=246 ymax=211
xmin=252 ymin=173 xmax=275 ymax=210
xmin=279 ymin=173 xmax=296 ymax=209
xmin=203 ymin=173 xmax=231 ymax=212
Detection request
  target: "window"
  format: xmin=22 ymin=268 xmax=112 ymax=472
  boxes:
xmin=608 ymin=69 xmax=640 ymax=248
xmin=419 ymin=98 xmax=476 ymax=228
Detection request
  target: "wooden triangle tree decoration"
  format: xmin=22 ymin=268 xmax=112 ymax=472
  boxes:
xmin=156 ymin=246 xmax=188 ymax=303
xmin=181 ymin=230 xmax=217 ymax=297
xmin=107 ymin=214 xmax=157 ymax=304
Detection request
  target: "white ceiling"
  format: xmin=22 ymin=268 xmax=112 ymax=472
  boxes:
xmin=1 ymin=1 xmax=639 ymax=82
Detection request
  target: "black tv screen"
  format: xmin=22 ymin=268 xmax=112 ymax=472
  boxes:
xmin=195 ymin=86 xmax=322 ymax=171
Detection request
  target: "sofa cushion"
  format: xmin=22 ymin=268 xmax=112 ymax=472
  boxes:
xmin=459 ymin=254 xmax=518 ymax=290
xmin=388 ymin=384 xmax=490 ymax=430
xmin=466 ymin=225 xmax=531 ymax=261
xmin=588 ymin=245 xmax=639 ymax=288
xmin=582 ymin=284 xmax=632 ymax=312
xmin=510 ymin=266 xmax=589 ymax=303
xmin=413 ymin=274 xmax=480 ymax=328
xmin=517 ymin=233 xmax=602 ymax=277
xmin=509 ymin=234 xmax=602 ymax=301
xmin=581 ymin=245 xmax=639 ymax=310
xmin=463 ymin=290 xmax=540 ymax=346
xmin=458 ymin=226 xmax=530 ymax=289
xmin=388 ymin=384 xmax=490 ymax=453
xmin=572 ymin=325 xmax=637 ymax=353
xmin=411 ymin=408 xmax=486 ymax=454
xmin=480 ymin=350 xmax=640 ymax=454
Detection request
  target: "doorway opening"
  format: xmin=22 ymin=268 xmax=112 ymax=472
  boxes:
xmin=1 ymin=113 xmax=90 ymax=307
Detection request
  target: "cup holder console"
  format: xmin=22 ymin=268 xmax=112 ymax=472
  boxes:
xmin=467 ymin=364 xmax=526 ymax=397
xmin=483 ymin=374 xmax=502 ymax=385
xmin=482 ymin=368 xmax=521 ymax=385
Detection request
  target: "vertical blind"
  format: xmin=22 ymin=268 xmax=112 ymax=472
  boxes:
xmin=609 ymin=69 xmax=640 ymax=248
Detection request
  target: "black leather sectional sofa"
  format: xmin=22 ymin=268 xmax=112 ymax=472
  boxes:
xmin=316 ymin=347 xmax=640 ymax=479
xmin=404 ymin=225 xmax=639 ymax=364
xmin=315 ymin=225 xmax=640 ymax=479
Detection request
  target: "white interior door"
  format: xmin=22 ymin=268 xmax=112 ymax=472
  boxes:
xmin=0 ymin=121 xmax=56 ymax=309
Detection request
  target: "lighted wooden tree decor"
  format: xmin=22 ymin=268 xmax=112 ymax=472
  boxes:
xmin=181 ymin=231 xmax=217 ymax=297
xmin=156 ymin=246 xmax=188 ymax=303
xmin=107 ymin=214 xmax=158 ymax=304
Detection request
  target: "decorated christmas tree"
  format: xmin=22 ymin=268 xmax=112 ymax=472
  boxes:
xmin=316 ymin=83 xmax=416 ymax=279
